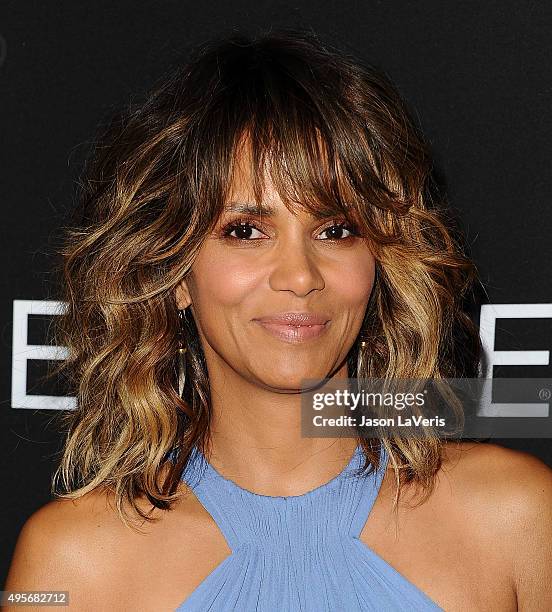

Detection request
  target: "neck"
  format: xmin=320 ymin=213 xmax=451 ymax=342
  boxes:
xmin=199 ymin=355 xmax=359 ymax=497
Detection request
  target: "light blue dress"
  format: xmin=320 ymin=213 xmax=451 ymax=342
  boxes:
xmin=174 ymin=443 xmax=443 ymax=611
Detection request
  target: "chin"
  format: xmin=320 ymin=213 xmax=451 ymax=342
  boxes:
xmin=255 ymin=363 xmax=331 ymax=390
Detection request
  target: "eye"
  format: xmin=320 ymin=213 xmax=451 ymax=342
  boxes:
xmin=317 ymin=222 xmax=357 ymax=240
xmin=222 ymin=221 xmax=265 ymax=240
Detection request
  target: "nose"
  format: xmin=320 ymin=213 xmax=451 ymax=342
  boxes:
xmin=268 ymin=238 xmax=325 ymax=297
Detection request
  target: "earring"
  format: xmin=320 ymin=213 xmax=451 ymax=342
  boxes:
xmin=177 ymin=309 xmax=187 ymax=396
xmin=178 ymin=309 xmax=187 ymax=355
xmin=357 ymin=335 xmax=368 ymax=379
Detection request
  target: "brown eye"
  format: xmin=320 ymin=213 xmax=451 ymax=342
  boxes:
xmin=317 ymin=223 xmax=356 ymax=240
xmin=223 ymin=222 xmax=265 ymax=240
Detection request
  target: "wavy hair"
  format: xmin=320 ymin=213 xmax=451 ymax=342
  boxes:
xmin=50 ymin=28 xmax=482 ymax=529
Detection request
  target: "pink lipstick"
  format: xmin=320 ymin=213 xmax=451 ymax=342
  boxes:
xmin=253 ymin=312 xmax=330 ymax=344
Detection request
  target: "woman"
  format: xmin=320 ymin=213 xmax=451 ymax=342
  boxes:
xmin=5 ymin=29 xmax=551 ymax=611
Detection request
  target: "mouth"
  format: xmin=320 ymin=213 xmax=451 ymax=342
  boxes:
xmin=253 ymin=320 xmax=330 ymax=344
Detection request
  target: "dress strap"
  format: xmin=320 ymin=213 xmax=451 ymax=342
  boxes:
xmin=178 ymin=446 xmax=246 ymax=550
xmin=348 ymin=444 xmax=389 ymax=538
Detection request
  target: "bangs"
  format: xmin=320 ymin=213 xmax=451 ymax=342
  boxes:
xmin=232 ymin=112 xmax=352 ymax=222
xmin=226 ymin=72 xmax=398 ymax=226
xmin=179 ymin=35 xmax=420 ymax=236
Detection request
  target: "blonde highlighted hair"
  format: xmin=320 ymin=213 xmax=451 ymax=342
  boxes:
xmin=50 ymin=29 xmax=482 ymax=529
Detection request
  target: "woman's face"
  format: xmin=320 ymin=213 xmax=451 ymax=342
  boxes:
xmin=176 ymin=150 xmax=377 ymax=391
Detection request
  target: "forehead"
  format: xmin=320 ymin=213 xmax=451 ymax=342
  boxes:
xmin=225 ymin=164 xmax=335 ymax=221
xmin=224 ymin=132 xmax=347 ymax=220
xmin=225 ymin=148 xmax=284 ymax=216
xmin=226 ymin=138 xmax=274 ymax=196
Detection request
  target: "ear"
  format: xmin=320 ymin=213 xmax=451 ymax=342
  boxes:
xmin=175 ymin=277 xmax=192 ymax=310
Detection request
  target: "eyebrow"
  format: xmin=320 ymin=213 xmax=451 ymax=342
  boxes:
xmin=224 ymin=202 xmax=277 ymax=216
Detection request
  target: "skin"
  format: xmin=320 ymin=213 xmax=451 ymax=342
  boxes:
xmin=4 ymin=146 xmax=552 ymax=611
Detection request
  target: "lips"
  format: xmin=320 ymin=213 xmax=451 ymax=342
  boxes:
xmin=253 ymin=312 xmax=331 ymax=343
xmin=253 ymin=312 xmax=330 ymax=326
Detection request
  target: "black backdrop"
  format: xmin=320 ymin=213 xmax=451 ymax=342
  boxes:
xmin=2 ymin=1 xmax=551 ymax=583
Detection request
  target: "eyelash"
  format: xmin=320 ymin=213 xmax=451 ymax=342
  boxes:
xmin=221 ymin=217 xmax=359 ymax=242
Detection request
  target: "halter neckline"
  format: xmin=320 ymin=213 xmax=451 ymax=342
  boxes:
xmin=175 ymin=442 xmax=443 ymax=611
xmin=191 ymin=443 xmax=377 ymax=501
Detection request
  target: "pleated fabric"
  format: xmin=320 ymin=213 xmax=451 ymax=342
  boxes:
xmin=174 ymin=444 xmax=443 ymax=611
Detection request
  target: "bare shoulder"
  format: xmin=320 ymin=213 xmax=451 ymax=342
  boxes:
xmin=440 ymin=440 xmax=552 ymax=503
xmin=3 ymin=490 xmax=136 ymax=611
xmin=439 ymin=441 xmax=552 ymax=610
xmin=4 ymin=479 xmax=211 ymax=612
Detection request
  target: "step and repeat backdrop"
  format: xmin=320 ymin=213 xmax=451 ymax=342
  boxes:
xmin=1 ymin=1 xmax=551 ymax=581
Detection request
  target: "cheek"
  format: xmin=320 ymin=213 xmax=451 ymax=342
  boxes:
xmin=328 ymin=253 xmax=376 ymax=307
xmin=191 ymin=249 xmax=261 ymax=309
